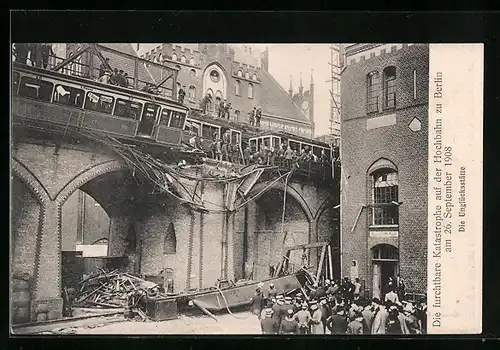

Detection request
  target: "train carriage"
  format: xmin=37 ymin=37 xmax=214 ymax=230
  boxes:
xmin=11 ymin=62 xmax=189 ymax=147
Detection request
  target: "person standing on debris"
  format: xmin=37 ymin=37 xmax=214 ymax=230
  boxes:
xmin=256 ymin=107 xmax=262 ymax=127
xmin=279 ymin=308 xmax=299 ymax=335
xmin=250 ymin=287 xmax=264 ymax=318
xmin=309 ymin=302 xmax=324 ymax=335
xmin=267 ymin=283 xmax=277 ymax=301
xmin=294 ymin=303 xmax=311 ymax=334
xmin=261 ymin=308 xmax=278 ymax=334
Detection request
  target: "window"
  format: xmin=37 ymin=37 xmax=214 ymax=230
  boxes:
xmin=210 ymin=70 xmax=220 ymax=83
xmin=231 ymin=131 xmax=241 ymax=145
xmin=188 ymin=86 xmax=196 ymax=100
xmin=114 ymin=99 xmax=143 ymax=120
xmin=84 ymin=91 xmax=114 ymax=114
xmin=159 ymin=109 xmax=171 ymax=127
xmin=367 ymin=71 xmax=381 ymax=113
xmin=245 ymin=72 xmax=250 ymax=79
xmin=181 ymin=56 xmax=186 ymax=63
xmin=202 ymin=124 xmax=219 ymax=140
xmin=163 ymin=223 xmax=177 ymax=254
xmin=189 ymin=69 xmax=196 ymax=77
xmin=189 ymin=57 xmax=195 ymax=65
xmin=18 ymin=76 xmax=53 ymax=102
xmin=235 ymin=80 xmax=241 ymax=95
xmin=237 ymin=70 xmax=242 ymax=78
xmin=371 ymin=169 xmax=399 ymax=225
xmin=53 ymin=84 xmax=84 ymax=107
xmin=383 ymin=66 xmax=396 ymax=109
xmin=172 ymin=53 xmax=178 ymax=61
xmin=252 ymin=74 xmax=257 ymax=81
xmin=142 ymin=103 xmax=160 ymax=121
xmin=248 ymin=83 xmax=254 ymax=98
xmin=372 ymin=244 xmax=398 ymax=260
xmin=169 ymin=111 xmax=186 ymax=129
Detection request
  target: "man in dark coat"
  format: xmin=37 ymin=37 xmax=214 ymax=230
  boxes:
xmin=178 ymin=86 xmax=186 ymax=104
xmin=327 ymin=307 xmax=348 ymax=334
xmin=261 ymin=308 xmax=278 ymax=334
xmin=279 ymin=309 xmax=299 ymax=335
xmin=250 ymin=288 xmax=264 ymax=318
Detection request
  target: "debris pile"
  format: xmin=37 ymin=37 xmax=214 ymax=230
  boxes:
xmin=72 ymin=269 xmax=160 ymax=309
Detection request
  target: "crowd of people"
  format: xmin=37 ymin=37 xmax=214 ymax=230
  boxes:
xmin=250 ymin=277 xmax=427 ymax=335
xmin=97 ymin=59 xmax=131 ymax=88
xmin=13 ymin=43 xmax=55 ymax=69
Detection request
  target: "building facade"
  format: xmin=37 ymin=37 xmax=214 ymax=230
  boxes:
xmin=340 ymin=44 xmax=429 ymax=299
xmin=136 ymin=43 xmax=315 ymax=137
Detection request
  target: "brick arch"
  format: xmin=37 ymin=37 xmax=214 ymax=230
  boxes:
xmin=247 ymin=181 xmax=313 ymax=223
xmin=11 ymin=158 xmax=50 ymax=205
xmin=55 ymin=160 xmax=128 ymax=206
xmin=367 ymin=157 xmax=398 ymax=175
xmin=314 ymin=195 xmax=337 ymax=221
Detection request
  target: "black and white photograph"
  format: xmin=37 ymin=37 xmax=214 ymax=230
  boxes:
xmin=10 ymin=39 xmax=482 ymax=336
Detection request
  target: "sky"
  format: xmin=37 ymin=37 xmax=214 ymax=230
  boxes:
xmin=265 ymin=44 xmax=333 ymax=137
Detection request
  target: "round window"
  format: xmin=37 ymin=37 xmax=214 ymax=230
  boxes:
xmin=210 ymin=70 xmax=220 ymax=83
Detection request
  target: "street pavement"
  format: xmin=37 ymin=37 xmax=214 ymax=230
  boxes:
xmin=74 ymin=311 xmax=262 ymax=335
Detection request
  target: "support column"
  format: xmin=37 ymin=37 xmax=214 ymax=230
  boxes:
xmin=308 ymin=219 xmax=319 ymax=269
xmin=31 ymin=201 xmax=63 ymax=322
xmin=226 ymin=212 xmax=235 ymax=282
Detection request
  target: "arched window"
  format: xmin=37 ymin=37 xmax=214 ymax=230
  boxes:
xmin=367 ymin=71 xmax=381 ymax=113
xmin=235 ymin=80 xmax=241 ymax=95
xmin=188 ymin=85 xmax=196 ymax=99
xmin=189 ymin=69 xmax=196 ymax=77
xmin=245 ymin=72 xmax=250 ymax=79
xmin=248 ymin=83 xmax=254 ymax=99
xmin=383 ymin=66 xmax=396 ymax=109
xmin=172 ymin=53 xmax=178 ymax=61
xmin=252 ymin=74 xmax=257 ymax=81
xmin=372 ymin=244 xmax=399 ymax=260
xmin=237 ymin=70 xmax=243 ymax=78
xmin=189 ymin=57 xmax=195 ymax=65
xmin=370 ymin=165 xmax=399 ymax=226
xmin=163 ymin=223 xmax=177 ymax=254
xmin=181 ymin=55 xmax=186 ymax=63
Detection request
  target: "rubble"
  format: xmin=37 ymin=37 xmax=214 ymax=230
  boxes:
xmin=72 ymin=269 xmax=163 ymax=309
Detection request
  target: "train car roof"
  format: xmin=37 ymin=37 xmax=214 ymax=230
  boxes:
xmin=12 ymin=62 xmax=188 ymax=111
xmin=187 ymin=109 xmax=261 ymax=134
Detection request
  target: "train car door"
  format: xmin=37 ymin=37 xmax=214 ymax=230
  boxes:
xmin=137 ymin=102 xmax=160 ymax=137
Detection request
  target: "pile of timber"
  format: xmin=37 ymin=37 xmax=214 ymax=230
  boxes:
xmin=72 ymin=269 xmax=160 ymax=309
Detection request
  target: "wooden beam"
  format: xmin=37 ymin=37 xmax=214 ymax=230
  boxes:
xmin=90 ymin=45 xmax=112 ymax=72
xmin=351 ymin=205 xmax=365 ymax=233
xmin=155 ymin=73 xmax=173 ymax=89
xmin=284 ymin=241 xmax=328 ymax=252
xmin=51 ymin=44 xmax=91 ymax=72
xmin=316 ymin=244 xmax=327 ymax=282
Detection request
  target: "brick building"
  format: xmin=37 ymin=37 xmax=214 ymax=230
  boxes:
xmin=340 ymin=44 xmax=429 ymax=299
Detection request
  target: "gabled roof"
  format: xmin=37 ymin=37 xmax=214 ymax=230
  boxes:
xmin=259 ymin=69 xmax=310 ymax=124
xmin=99 ymin=43 xmax=156 ymax=85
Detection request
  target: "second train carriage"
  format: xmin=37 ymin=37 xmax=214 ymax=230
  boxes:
xmin=12 ymin=62 xmax=189 ymax=146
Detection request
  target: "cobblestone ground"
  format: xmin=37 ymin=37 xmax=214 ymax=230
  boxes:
xmin=74 ymin=311 xmax=262 ymax=335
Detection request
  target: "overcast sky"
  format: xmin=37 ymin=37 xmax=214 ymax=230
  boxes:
xmin=266 ymin=44 xmax=332 ymax=137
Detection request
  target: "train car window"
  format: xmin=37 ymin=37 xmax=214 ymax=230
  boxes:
xmin=250 ymin=139 xmax=257 ymax=152
xmin=169 ymin=111 xmax=185 ymax=129
xmin=313 ymin=146 xmax=322 ymax=158
xmin=231 ymin=131 xmax=241 ymax=145
xmin=12 ymin=72 xmax=20 ymax=95
xmin=84 ymin=91 xmax=114 ymax=114
xmin=53 ymin=84 xmax=84 ymax=107
xmin=272 ymin=137 xmax=280 ymax=149
xmin=19 ymin=76 xmax=54 ymax=102
xmin=289 ymin=140 xmax=300 ymax=152
xmin=159 ymin=109 xmax=171 ymax=127
xmin=142 ymin=103 xmax=160 ymax=121
xmin=203 ymin=124 xmax=219 ymax=140
xmin=114 ymin=99 xmax=143 ymax=120
xmin=257 ymin=138 xmax=263 ymax=152
xmin=191 ymin=122 xmax=201 ymax=136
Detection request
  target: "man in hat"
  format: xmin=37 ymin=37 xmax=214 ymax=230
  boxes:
xmin=361 ymin=301 xmax=375 ymax=334
xmin=396 ymin=303 xmax=410 ymax=334
xmin=293 ymin=303 xmax=311 ymax=334
xmin=384 ymin=287 xmax=400 ymax=305
xmin=279 ymin=308 xmax=299 ymax=335
xmin=347 ymin=311 xmax=365 ymax=334
xmin=99 ymin=71 xmax=111 ymax=84
xmin=281 ymin=296 xmax=295 ymax=320
xmin=386 ymin=305 xmax=402 ymax=334
xmin=319 ymin=297 xmax=329 ymax=333
xmin=353 ymin=278 xmax=362 ymax=301
xmin=327 ymin=306 xmax=348 ymax=334
xmin=260 ymin=308 xmax=278 ymax=334
xmin=272 ymin=296 xmax=283 ymax=326
xmin=309 ymin=302 xmax=324 ymax=335
xmin=250 ymin=287 xmax=264 ymax=318
xmin=341 ymin=277 xmax=355 ymax=303
xmin=371 ymin=298 xmax=389 ymax=334
xmin=402 ymin=302 xmax=421 ymax=334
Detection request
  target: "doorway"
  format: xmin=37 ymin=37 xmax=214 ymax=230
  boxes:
xmin=371 ymin=244 xmax=399 ymax=299
xmin=137 ymin=103 xmax=160 ymax=137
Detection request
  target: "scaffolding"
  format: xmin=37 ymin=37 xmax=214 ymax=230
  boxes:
xmin=327 ymin=44 xmax=342 ymax=138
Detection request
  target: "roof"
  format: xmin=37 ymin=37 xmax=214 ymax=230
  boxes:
xmin=259 ymin=69 xmax=310 ymax=124
xmin=99 ymin=43 xmax=156 ymax=85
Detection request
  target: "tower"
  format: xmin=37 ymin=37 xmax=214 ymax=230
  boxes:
xmin=288 ymin=75 xmax=293 ymax=97
xmin=298 ymin=72 xmax=303 ymax=98
xmin=309 ymin=69 xmax=315 ymax=127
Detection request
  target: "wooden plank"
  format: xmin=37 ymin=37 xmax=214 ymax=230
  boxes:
xmin=52 ymin=44 xmax=91 ymax=72
xmin=328 ymin=245 xmax=334 ymax=280
xmin=316 ymin=245 xmax=327 ymax=282
xmin=284 ymin=241 xmax=328 ymax=252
